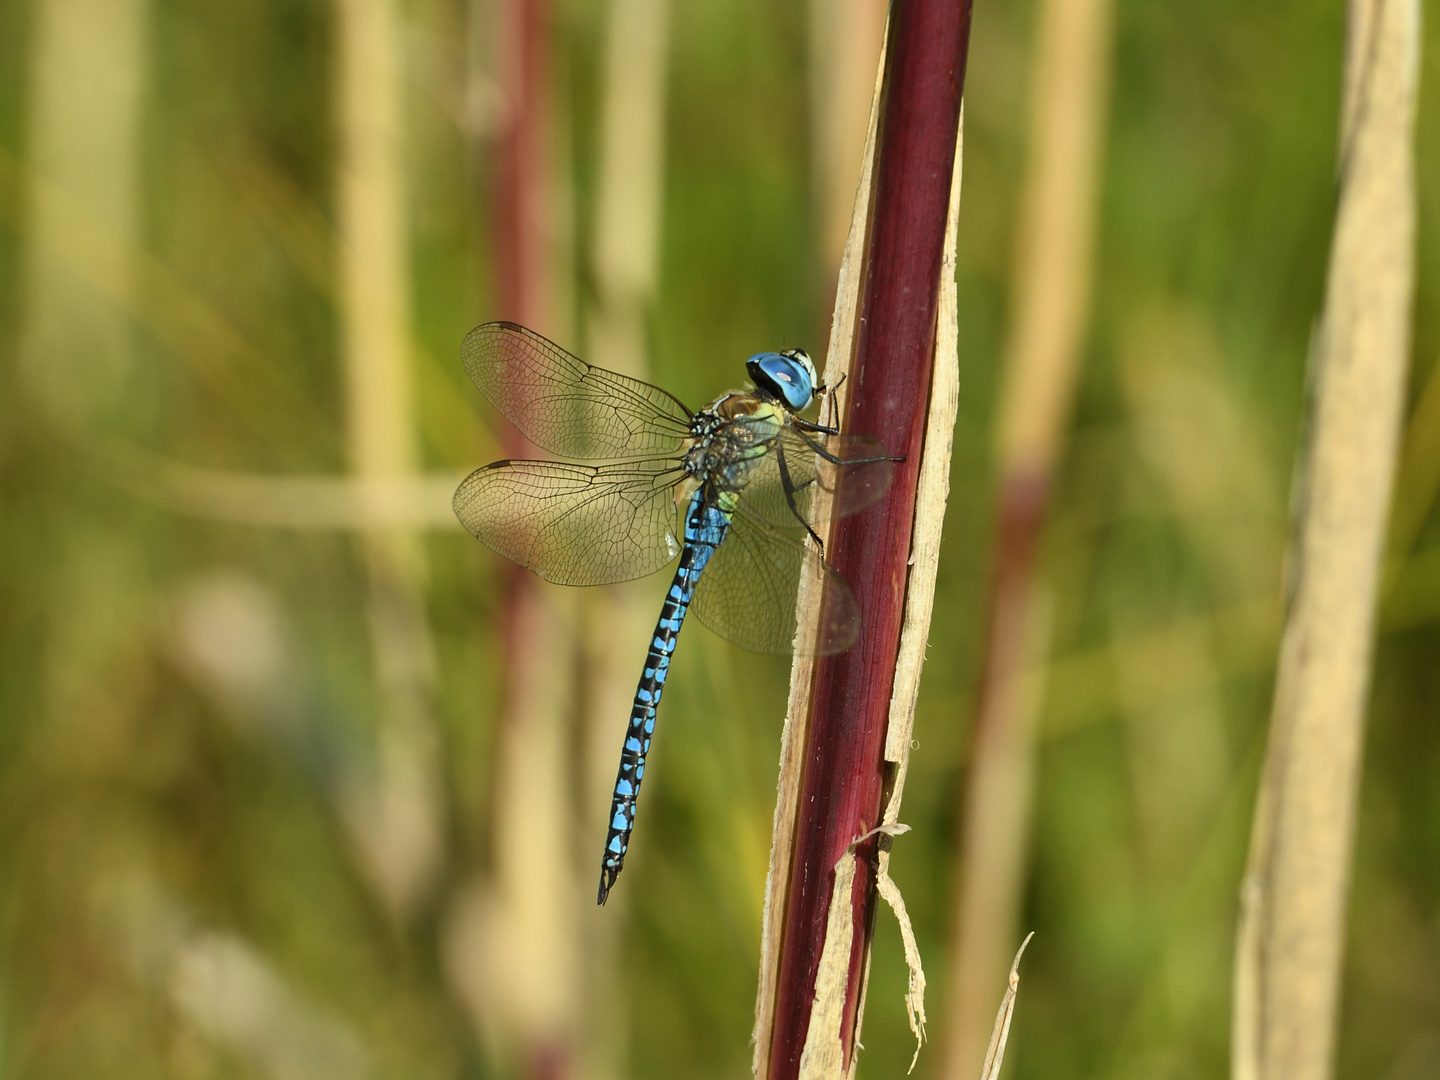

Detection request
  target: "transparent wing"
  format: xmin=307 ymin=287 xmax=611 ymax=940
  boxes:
xmin=737 ymin=427 xmax=895 ymax=531
xmin=462 ymin=322 xmax=693 ymax=459
xmin=691 ymin=510 xmax=859 ymax=656
xmin=453 ymin=459 xmax=683 ymax=585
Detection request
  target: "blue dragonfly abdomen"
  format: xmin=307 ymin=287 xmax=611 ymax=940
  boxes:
xmin=600 ymin=492 xmax=731 ymax=903
xmin=453 ymin=322 xmax=896 ymax=904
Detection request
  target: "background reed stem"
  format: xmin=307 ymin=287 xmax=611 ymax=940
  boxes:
xmin=940 ymin=0 xmax=1114 ymax=1073
xmin=1232 ymin=2 xmax=1419 ymax=1077
xmin=19 ymin=0 xmax=147 ymax=428
xmin=334 ymin=0 xmax=445 ymax=924
xmin=577 ymin=0 xmax=671 ymax=1076
xmin=454 ymin=0 xmax=583 ymax=1074
xmin=809 ymin=0 xmax=888 ymax=355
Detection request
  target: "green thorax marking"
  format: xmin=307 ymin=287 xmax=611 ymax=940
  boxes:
xmin=686 ymin=391 xmax=784 ymax=469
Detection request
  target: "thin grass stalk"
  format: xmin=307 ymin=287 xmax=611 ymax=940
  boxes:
xmin=103 ymin=456 xmax=462 ymax=528
xmin=756 ymin=3 xmax=974 ymax=1075
xmin=335 ymin=0 xmax=445 ymax=921
xmin=589 ymin=0 xmax=668 ymax=370
xmin=577 ymin=0 xmax=671 ymax=1076
xmin=1231 ymin=2 xmax=1418 ymax=1078
xmin=809 ymin=0 xmax=887 ymax=353
xmin=18 ymin=0 xmax=147 ymax=429
xmin=940 ymin=0 xmax=1114 ymax=1073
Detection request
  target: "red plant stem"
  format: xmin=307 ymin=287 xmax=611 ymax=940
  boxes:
xmin=494 ymin=0 xmax=549 ymax=341
xmin=979 ymin=473 xmax=1050 ymax=698
xmin=765 ymin=1 xmax=973 ymax=1075
xmin=486 ymin=0 xmax=550 ymax=824
xmin=489 ymin=0 xmax=553 ymax=680
xmin=485 ymin=3 xmax=573 ymax=1079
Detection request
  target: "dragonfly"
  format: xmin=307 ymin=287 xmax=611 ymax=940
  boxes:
xmin=453 ymin=322 xmax=895 ymax=904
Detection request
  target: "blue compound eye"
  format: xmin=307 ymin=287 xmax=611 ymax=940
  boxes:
xmin=746 ymin=349 xmax=817 ymax=411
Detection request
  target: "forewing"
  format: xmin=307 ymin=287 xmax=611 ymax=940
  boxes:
xmin=462 ymin=322 xmax=693 ymax=459
xmin=737 ymin=428 xmax=895 ymax=530
xmin=690 ymin=510 xmax=859 ymax=656
xmin=453 ymin=460 xmax=683 ymax=585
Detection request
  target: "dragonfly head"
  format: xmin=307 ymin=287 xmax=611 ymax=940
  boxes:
xmin=746 ymin=349 xmax=818 ymax=412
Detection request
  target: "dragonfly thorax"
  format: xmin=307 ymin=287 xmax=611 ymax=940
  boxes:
xmin=679 ymin=393 xmax=786 ymax=501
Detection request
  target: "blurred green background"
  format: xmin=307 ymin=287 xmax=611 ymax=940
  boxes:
xmin=0 ymin=0 xmax=1438 ymax=1078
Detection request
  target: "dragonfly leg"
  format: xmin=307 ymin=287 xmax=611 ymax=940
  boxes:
xmin=775 ymin=438 xmax=826 ymax=553
xmin=792 ymin=415 xmax=841 ymax=437
xmin=813 ymin=373 xmax=848 ymax=430
xmin=793 ymin=425 xmax=902 ymax=467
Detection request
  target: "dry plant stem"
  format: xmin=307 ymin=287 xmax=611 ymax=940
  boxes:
xmin=1232 ymin=3 xmax=1418 ymax=1079
xmin=335 ymin=0 xmax=444 ymax=921
xmin=19 ymin=0 xmax=146 ymax=429
xmin=810 ymin=0 xmax=888 ymax=273
xmin=978 ymin=932 xmax=1034 ymax=1080
xmin=579 ymin=0 xmax=671 ymax=1076
xmin=942 ymin=0 xmax=1113 ymax=1073
xmin=101 ymin=455 xmax=464 ymax=529
xmin=761 ymin=2 xmax=974 ymax=1076
xmin=590 ymin=0 xmax=669 ymax=364
xmin=810 ymin=0 xmax=888 ymax=353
